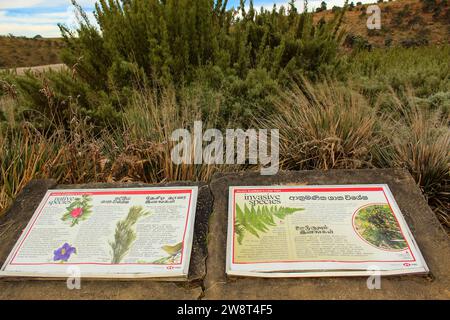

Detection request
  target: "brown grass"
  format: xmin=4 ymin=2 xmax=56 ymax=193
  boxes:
xmin=0 ymin=86 xmax=239 ymax=214
xmin=260 ymin=79 xmax=379 ymax=170
xmin=1 ymin=0 xmax=449 ymax=70
xmin=374 ymin=88 xmax=450 ymax=229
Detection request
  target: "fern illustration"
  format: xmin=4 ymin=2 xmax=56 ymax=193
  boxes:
xmin=235 ymin=204 xmax=303 ymax=245
xmin=109 ymin=206 xmax=151 ymax=264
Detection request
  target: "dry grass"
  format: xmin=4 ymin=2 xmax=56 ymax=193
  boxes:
xmin=260 ymin=79 xmax=379 ymax=170
xmin=0 ymin=86 xmax=238 ymax=215
xmin=374 ymin=89 xmax=450 ymax=230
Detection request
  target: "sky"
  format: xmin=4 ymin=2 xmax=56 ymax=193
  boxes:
xmin=0 ymin=0 xmax=374 ymax=38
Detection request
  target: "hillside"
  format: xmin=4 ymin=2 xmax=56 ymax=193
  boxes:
xmin=314 ymin=0 xmax=450 ymax=48
xmin=0 ymin=36 xmax=64 ymax=69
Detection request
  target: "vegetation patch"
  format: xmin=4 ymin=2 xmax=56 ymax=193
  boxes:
xmin=354 ymin=204 xmax=408 ymax=251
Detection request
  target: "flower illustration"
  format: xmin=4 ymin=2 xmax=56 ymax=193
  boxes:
xmin=61 ymin=195 xmax=93 ymax=227
xmin=53 ymin=243 xmax=76 ymax=262
xmin=70 ymin=207 xmax=83 ymax=218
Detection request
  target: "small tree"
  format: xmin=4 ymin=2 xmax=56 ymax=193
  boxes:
xmin=316 ymin=1 xmax=327 ymax=12
xmin=332 ymin=5 xmax=342 ymax=13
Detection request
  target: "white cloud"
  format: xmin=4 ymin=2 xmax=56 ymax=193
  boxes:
xmin=0 ymin=23 xmax=61 ymax=37
xmin=0 ymin=0 xmax=96 ymax=10
xmin=0 ymin=10 xmax=68 ymax=24
xmin=0 ymin=1 xmax=96 ymax=37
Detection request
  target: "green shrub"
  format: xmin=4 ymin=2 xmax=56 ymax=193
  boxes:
xmin=5 ymin=70 xmax=122 ymax=129
xmin=0 ymin=0 xmax=346 ymax=131
xmin=345 ymin=46 xmax=450 ymax=99
xmin=58 ymin=0 xmax=346 ymax=101
xmin=344 ymin=33 xmax=372 ymax=51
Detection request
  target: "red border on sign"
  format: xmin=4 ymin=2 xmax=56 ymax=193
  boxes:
xmin=9 ymin=189 xmax=193 ymax=266
xmin=232 ymin=186 xmax=416 ymax=265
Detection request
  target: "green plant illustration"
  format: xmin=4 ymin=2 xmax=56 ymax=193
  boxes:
xmin=152 ymin=241 xmax=183 ymax=264
xmin=354 ymin=204 xmax=408 ymax=250
xmin=235 ymin=204 xmax=303 ymax=245
xmin=109 ymin=206 xmax=151 ymax=264
xmin=61 ymin=195 xmax=93 ymax=227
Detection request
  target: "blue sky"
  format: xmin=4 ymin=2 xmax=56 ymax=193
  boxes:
xmin=0 ymin=0 xmax=372 ymax=38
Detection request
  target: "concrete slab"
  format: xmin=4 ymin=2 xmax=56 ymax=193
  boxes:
xmin=0 ymin=180 xmax=213 ymax=300
xmin=204 ymin=169 xmax=450 ymax=300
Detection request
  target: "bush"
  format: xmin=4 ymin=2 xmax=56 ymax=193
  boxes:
xmin=0 ymin=0 xmax=344 ymax=131
xmin=3 ymin=69 xmax=122 ymax=129
xmin=59 ymin=0 xmax=346 ymax=92
xmin=400 ymin=37 xmax=429 ymax=48
xmin=344 ymin=34 xmax=372 ymax=51
xmin=414 ymin=91 xmax=450 ymax=118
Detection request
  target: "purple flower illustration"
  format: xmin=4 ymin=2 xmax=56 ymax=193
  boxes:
xmin=53 ymin=243 xmax=76 ymax=262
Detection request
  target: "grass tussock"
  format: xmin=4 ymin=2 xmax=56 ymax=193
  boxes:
xmin=262 ymin=79 xmax=379 ymax=170
xmin=374 ymin=90 xmax=450 ymax=228
xmin=121 ymin=86 xmax=233 ymax=182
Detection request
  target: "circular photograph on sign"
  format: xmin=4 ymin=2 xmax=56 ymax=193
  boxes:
xmin=353 ymin=204 xmax=408 ymax=251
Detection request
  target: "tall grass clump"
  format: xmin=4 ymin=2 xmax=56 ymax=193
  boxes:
xmin=121 ymin=85 xmax=243 ymax=182
xmin=0 ymin=123 xmax=65 ymax=213
xmin=260 ymin=79 xmax=380 ymax=170
xmin=0 ymin=95 xmax=110 ymax=213
xmin=374 ymin=89 xmax=450 ymax=229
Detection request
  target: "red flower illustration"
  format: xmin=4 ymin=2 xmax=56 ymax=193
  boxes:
xmin=70 ymin=207 xmax=83 ymax=218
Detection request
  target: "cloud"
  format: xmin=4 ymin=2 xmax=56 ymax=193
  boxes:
xmin=0 ymin=0 xmax=96 ymax=10
xmin=0 ymin=1 xmax=96 ymax=37
xmin=0 ymin=23 xmax=61 ymax=37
